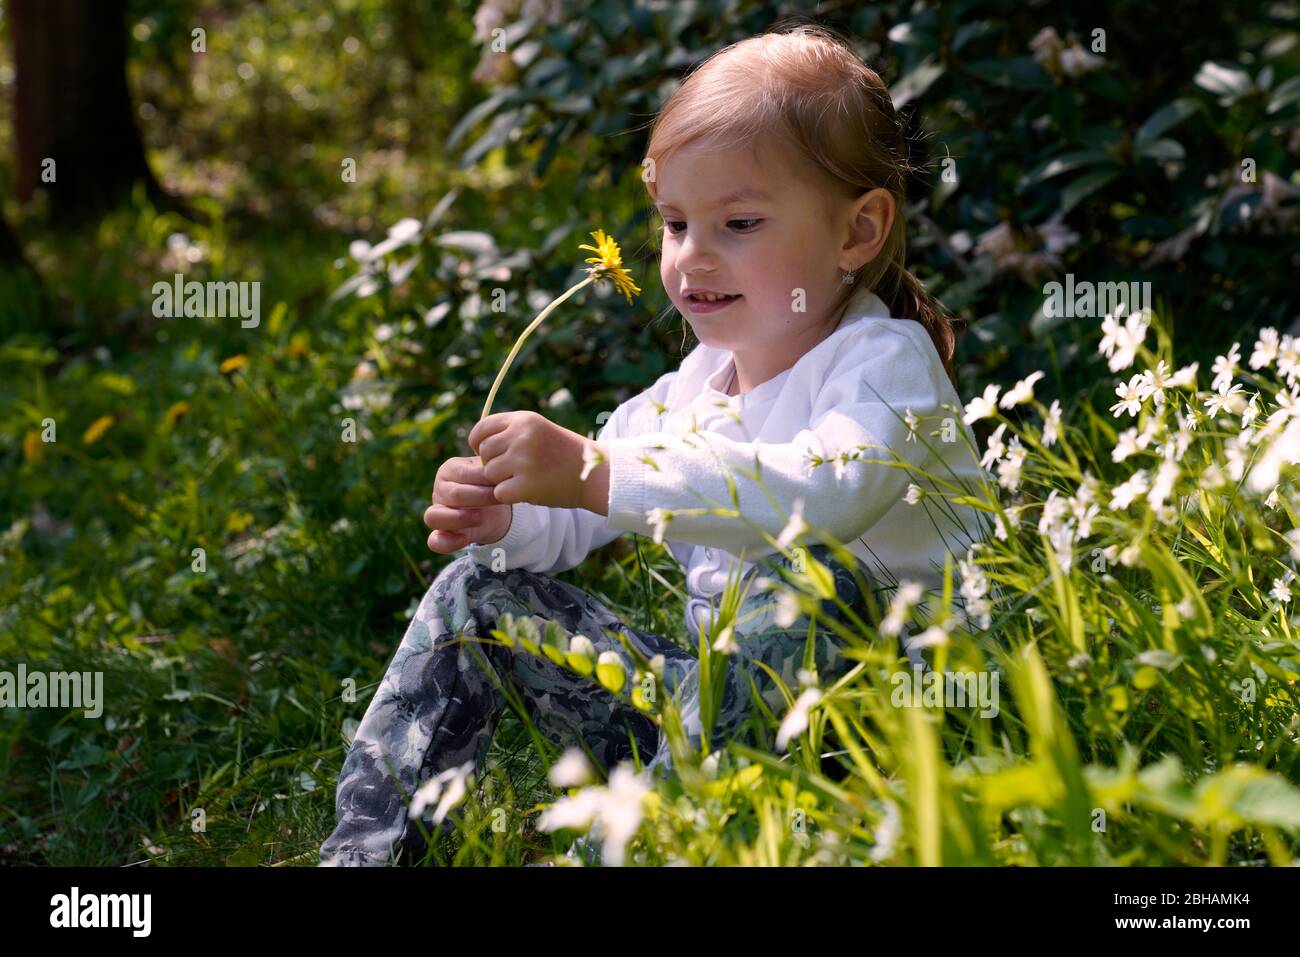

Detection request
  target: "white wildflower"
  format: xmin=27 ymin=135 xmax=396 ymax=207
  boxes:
xmin=1042 ymin=399 xmax=1062 ymax=447
xmin=580 ymin=442 xmax=605 ymax=481
xmin=1058 ymin=43 xmax=1104 ymax=77
xmin=880 ymin=581 xmax=924 ymax=638
xmin=1199 ymin=461 xmax=1226 ymax=490
xmin=549 ymin=748 xmax=596 ymax=789
xmin=980 ymin=422 xmax=1007 ymax=469
xmin=870 ymin=800 xmax=901 ymax=863
xmin=1204 ymin=383 xmax=1246 ymax=420
xmin=1241 ymin=393 xmax=1260 ymax=430
xmin=1247 ymin=416 xmax=1300 ymax=494
xmin=409 ymin=760 xmax=475 ymax=825
xmin=1109 ymin=469 xmax=1150 ymax=510
xmin=646 ymin=507 xmax=672 ymax=544
xmin=1112 ymin=426 xmax=1145 ymax=463
xmin=963 ymin=384 xmax=1002 ymax=425
xmin=536 ymin=764 xmax=650 ymax=867
xmin=1277 ymin=335 xmax=1300 ymax=384
xmin=1038 ymin=488 xmax=1070 ymax=535
xmin=907 ymin=625 xmax=951 ymax=649
xmin=1210 ymin=342 xmax=1241 ymax=394
xmin=1074 ymin=502 xmax=1100 ymax=539
xmin=711 ymin=622 xmax=739 ymax=655
xmin=776 ymin=498 xmax=808 ymax=549
xmin=775 ymin=688 xmax=823 ymax=752
xmin=997 ymin=436 xmax=1027 ymax=491
xmin=1137 ymin=360 xmax=1172 ymax=407
xmin=904 ymin=408 xmax=920 ymax=442
xmin=1110 ymin=373 xmax=1145 ymax=418
xmin=1147 ymin=458 xmax=1179 ymax=512
xmin=999 ymin=370 xmax=1046 ymax=408
xmin=1285 ymin=528 xmax=1300 ymax=562
xmin=1100 ymin=308 xmax=1149 ymax=372
xmin=1168 ymin=361 xmax=1199 ymax=388
xmin=774 ymin=588 xmax=802 ymax=628
xmin=1249 ymin=327 xmax=1279 ymax=370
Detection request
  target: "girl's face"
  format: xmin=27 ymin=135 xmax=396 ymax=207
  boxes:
xmin=654 ymin=139 xmax=856 ymax=358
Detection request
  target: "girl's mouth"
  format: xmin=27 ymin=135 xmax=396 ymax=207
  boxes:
xmin=685 ymin=293 xmax=742 ymax=314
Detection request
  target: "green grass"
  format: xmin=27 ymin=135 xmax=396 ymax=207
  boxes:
xmin=0 ymin=0 xmax=1296 ymax=861
xmin=3 ymin=197 xmax=1299 ymax=865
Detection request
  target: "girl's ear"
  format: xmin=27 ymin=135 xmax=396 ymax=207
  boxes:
xmin=841 ymin=188 xmax=896 ymax=270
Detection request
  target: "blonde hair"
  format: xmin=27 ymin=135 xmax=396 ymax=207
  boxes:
xmin=643 ymin=22 xmax=963 ymax=382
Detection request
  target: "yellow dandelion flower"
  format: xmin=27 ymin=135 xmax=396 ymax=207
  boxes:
xmin=578 ymin=229 xmax=641 ymax=304
xmin=83 ymin=415 xmax=115 ymax=445
xmin=220 ymin=354 xmax=248 ymax=374
xmin=481 ymin=228 xmax=640 ymax=420
xmin=286 ymin=332 xmax=310 ymax=360
xmin=22 ymin=429 xmax=43 ymax=463
xmin=164 ymin=401 xmax=191 ymax=428
xmin=225 ymin=511 xmax=254 ymax=533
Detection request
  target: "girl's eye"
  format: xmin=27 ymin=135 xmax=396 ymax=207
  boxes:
xmin=663 ymin=219 xmax=762 ymax=234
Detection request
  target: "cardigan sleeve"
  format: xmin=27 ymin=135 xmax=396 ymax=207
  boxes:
xmin=461 ymin=370 xmax=680 ymax=574
xmin=603 ymin=321 xmax=947 ymax=557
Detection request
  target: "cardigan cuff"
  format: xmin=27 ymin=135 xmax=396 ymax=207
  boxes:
xmin=465 ymin=503 xmax=529 ymax=566
xmin=605 ymin=435 xmax=652 ymax=534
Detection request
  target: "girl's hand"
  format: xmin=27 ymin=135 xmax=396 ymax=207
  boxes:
xmin=468 ymin=411 xmax=604 ymax=511
xmin=424 ymin=455 xmax=512 ymax=553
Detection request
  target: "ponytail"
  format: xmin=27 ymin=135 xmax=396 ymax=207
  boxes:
xmin=876 ymin=260 xmax=965 ymax=387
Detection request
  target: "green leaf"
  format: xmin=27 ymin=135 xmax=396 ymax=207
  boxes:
xmin=961 ymin=57 xmax=1054 ymax=91
xmin=461 ymin=108 xmax=524 ymax=167
xmin=1196 ymin=766 xmax=1300 ymax=830
xmin=1136 ymin=649 xmax=1183 ymax=671
xmin=952 ymin=21 xmax=997 ymax=53
xmin=892 ymin=56 xmax=945 ymax=109
xmin=1135 ymin=98 xmax=1200 ymax=147
xmin=1135 ymin=137 xmax=1185 ymax=162
xmin=446 ymin=91 xmax=510 ymax=152
xmin=1059 ymin=168 xmax=1120 ymax=216
xmin=1267 ymin=74 xmax=1300 ymax=114
xmin=798 ymin=553 xmax=837 ymax=601
xmin=1194 ymin=61 xmax=1252 ymax=101
xmin=1019 ymin=149 xmax=1112 ymax=191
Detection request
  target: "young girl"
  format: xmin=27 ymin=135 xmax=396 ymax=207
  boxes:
xmin=320 ymin=25 xmax=988 ymax=867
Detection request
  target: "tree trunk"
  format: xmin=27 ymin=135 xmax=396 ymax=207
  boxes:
xmin=0 ymin=210 xmax=28 ymax=267
xmin=11 ymin=0 xmax=167 ymax=224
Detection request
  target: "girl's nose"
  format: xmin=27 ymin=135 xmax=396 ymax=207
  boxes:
xmin=676 ymin=233 xmax=718 ymax=274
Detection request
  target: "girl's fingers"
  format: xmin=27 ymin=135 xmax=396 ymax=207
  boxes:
xmin=427 ymin=529 xmax=468 ymax=553
xmin=424 ymin=503 xmax=483 ymax=531
xmin=448 ymin=456 xmax=496 ymax=485
xmin=433 ymin=479 xmax=500 ymax=508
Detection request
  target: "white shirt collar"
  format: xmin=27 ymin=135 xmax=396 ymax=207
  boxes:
xmin=702 ymin=284 xmax=893 ymax=400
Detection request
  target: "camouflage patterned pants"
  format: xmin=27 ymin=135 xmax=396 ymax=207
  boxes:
xmin=318 ymin=543 xmax=884 ymax=866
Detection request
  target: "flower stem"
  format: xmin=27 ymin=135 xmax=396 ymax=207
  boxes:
xmin=481 ymin=274 xmax=596 ymax=421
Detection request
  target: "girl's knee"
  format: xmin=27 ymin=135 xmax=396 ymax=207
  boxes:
xmin=432 ymin=552 xmax=484 ymax=587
